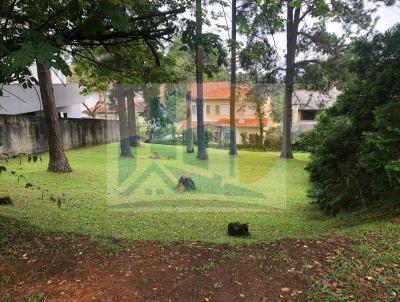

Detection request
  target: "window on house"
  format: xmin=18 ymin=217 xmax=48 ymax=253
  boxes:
xmin=300 ymin=110 xmax=318 ymax=121
xmin=206 ymin=105 xmax=210 ymax=114
xmin=219 ymin=104 xmax=229 ymax=115
xmin=0 ymin=126 xmax=3 ymax=147
xmin=215 ymin=105 xmax=220 ymax=115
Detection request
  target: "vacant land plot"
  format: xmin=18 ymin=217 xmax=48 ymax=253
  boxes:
xmin=1 ymin=144 xmax=399 ymax=301
xmin=1 ymin=143 xmax=394 ymax=243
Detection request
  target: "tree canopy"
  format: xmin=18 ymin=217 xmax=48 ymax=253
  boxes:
xmin=306 ymin=24 xmax=400 ymax=214
xmin=0 ymin=0 xmax=187 ymax=88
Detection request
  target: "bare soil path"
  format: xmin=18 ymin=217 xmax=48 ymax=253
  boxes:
xmin=0 ymin=233 xmax=348 ymax=302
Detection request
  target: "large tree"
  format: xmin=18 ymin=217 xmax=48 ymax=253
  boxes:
xmin=229 ymin=0 xmax=238 ymax=155
xmin=0 ymin=0 xmax=186 ymax=171
xmin=127 ymin=98 xmax=139 ymax=147
xmin=113 ymin=84 xmax=133 ymax=158
xmin=239 ymin=0 xmax=394 ymax=159
xmin=194 ymin=0 xmax=208 ymax=160
xmin=186 ymin=91 xmax=194 ymax=153
xmin=180 ymin=0 xmax=227 ymax=160
xmin=239 ymin=36 xmax=280 ymax=149
xmin=36 ymin=63 xmax=72 ymax=172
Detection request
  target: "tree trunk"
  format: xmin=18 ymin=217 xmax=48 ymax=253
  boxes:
xmin=186 ymin=90 xmax=194 ymax=153
xmin=195 ymin=0 xmax=208 ymax=160
xmin=127 ymin=98 xmax=139 ymax=147
xmin=229 ymin=0 xmax=238 ymax=155
xmin=280 ymin=4 xmax=300 ymax=159
xmin=116 ymin=85 xmax=133 ymax=157
xmin=258 ymin=104 xmax=264 ymax=149
xmin=36 ymin=62 xmax=72 ymax=173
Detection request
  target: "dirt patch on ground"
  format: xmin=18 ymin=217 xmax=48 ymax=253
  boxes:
xmin=0 ymin=233 xmax=350 ymax=302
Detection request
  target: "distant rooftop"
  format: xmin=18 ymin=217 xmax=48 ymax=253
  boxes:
xmin=83 ymin=97 xmax=145 ymax=115
xmin=292 ymin=88 xmax=340 ymax=110
xmin=190 ymin=82 xmax=249 ymax=100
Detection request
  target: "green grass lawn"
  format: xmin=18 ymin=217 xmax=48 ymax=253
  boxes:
xmin=0 ymin=143 xmax=397 ymax=243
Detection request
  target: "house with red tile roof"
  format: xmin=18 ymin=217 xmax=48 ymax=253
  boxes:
xmin=177 ymin=82 xmax=275 ymax=144
xmin=82 ymin=96 xmax=146 ymax=120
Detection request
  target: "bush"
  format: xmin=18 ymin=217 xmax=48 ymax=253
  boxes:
xmin=293 ymin=130 xmax=318 ymax=152
xmin=307 ymin=25 xmax=400 ymax=215
xmin=263 ymin=127 xmax=282 ymax=151
xmin=182 ymin=129 xmax=213 ymax=147
xmin=238 ymin=128 xmax=283 ymax=152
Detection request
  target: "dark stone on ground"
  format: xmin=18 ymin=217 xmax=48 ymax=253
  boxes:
xmin=177 ymin=176 xmax=196 ymax=191
xmin=149 ymin=152 xmax=161 ymax=159
xmin=0 ymin=196 xmax=13 ymax=205
xmin=228 ymin=222 xmax=250 ymax=237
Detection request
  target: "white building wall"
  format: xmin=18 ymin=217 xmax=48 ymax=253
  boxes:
xmin=28 ymin=65 xmax=67 ymax=84
xmin=58 ymin=104 xmax=82 ymax=119
xmin=0 ymin=84 xmax=85 ymax=117
xmin=0 ymin=64 xmax=84 ymax=117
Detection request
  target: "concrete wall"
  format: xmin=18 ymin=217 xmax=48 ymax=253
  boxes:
xmin=0 ymin=115 xmax=119 ymax=155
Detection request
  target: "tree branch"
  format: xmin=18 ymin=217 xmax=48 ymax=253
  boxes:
xmin=1 ymin=0 xmax=17 ymax=33
xmin=144 ymin=39 xmax=161 ymax=66
xmin=295 ymin=59 xmax=322 ymax=67
xmin=299 ymin=5 xmax=313 ymax=22
xmin=129 ymin=7 xmax=186 ymax=23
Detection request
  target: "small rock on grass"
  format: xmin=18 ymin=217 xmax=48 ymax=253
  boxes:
xmin=176 ymin=176 xmax=196 ymax=191
xmin=0 ymin=196 xmax=13 ymax=205
xmin=228 ymin=222 xmax=250 ymax=237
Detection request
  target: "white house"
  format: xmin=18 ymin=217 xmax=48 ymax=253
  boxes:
xmin=0 ymin=65 xmax=87 ymax=118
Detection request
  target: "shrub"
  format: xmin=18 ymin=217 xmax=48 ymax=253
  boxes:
xmin=293 ymin=130 xmax=318 ymax=152
xmin=307 ymin=25 xmax=400 ymax=215
xmin=240 ymin=132 xmax=248 ymax=144
xmin=238 ymin=128 xmax=283 ymax=152
xmin=263 ymin=127 xmax=282 ymax=151
xmin=182 ymin=129 xmax=213 ymax=147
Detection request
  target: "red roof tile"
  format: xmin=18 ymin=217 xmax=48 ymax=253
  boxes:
xmin=191 ymin=82 xmax=249 ymax=100
xmin=84 ymin=97 xmax=146 ymax=114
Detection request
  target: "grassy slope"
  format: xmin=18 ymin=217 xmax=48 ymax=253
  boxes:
xmin=0 ymin=143 xmax=398 ymax=244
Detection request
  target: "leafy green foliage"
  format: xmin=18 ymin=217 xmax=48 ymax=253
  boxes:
xmin=180 ymin=2 xmax=228 ymax=79
xmin=182 ymin=129 xmax=213 ymax=147
xmin=238 ymin=127 xmax=282 ymax=152
xmin=238 ymin=0 xmax=392 ymax=90
xmin=0 ymin=0 xmax=186 ymax=87
xmin=1 ymin=153 xmax=66 ymax=208
xmin=144 ymin=93 xmax=172 ymax=140
xmin=293 ymin=130 xmax=319 ymax=152
xmin=307 ymin=25 xmax=400 ymax=214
